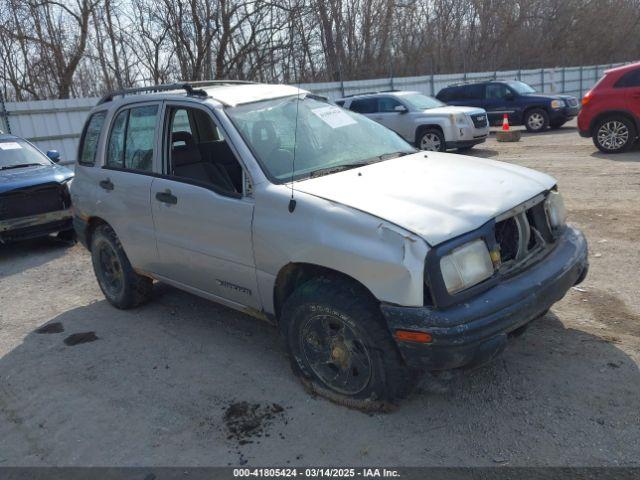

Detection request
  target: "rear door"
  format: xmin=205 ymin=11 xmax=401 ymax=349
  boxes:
xmin=149 ymin=102 xmax=259 ymax=308
xmin=93 ymin=102 xmax=161 ymax=272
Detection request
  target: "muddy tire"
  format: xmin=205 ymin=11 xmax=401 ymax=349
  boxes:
xmin=90 ymin=224 xmax=152 ymax=309
xmin=281 ymin=277 xmax=416 ymax=408
xmin=524 ymin=108 xmax=549 ymax=132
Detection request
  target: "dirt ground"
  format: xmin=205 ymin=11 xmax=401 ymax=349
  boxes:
xmin=1 ymin=120 xmax=639 ymax=467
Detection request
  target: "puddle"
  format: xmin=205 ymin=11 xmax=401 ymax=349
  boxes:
xmin=64 ymin=332 xmax=98 ymax=346
xmin=224 ymin=401 xmax=285 ymax=446
xmin=35 ymin=322 xmax=64 ymax=334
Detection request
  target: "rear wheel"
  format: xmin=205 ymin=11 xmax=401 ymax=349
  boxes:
xmin=281 ymin=277 xmax=416 ymax=407
xmin=90 ymin=224 xmax=152 ymax=309
xmin=418 ymin=128 xmax=446 ymax=152
xmin=524 ymin=108 xmax=549 ymax=132
xmin=593 ymin=116 xmax=636 ymax=153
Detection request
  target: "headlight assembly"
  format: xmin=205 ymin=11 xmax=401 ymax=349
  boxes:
xmin=451 ymin=113 xmax=468 ymax=126
xmin=545 ymin=190 xmax=566 ymax=231
xmin=550 ymin=99 xmax=565 ymax=109
xmin=440 ymin=239 xmax=494 ymax=294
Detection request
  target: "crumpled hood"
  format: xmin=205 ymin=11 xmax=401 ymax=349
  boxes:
xmin=295 ymin=152 xmax=555 ymax=246
xmin=0 ymin=164 xmax=73 ymax=194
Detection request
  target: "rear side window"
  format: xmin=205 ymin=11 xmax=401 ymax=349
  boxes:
xmin=350 ymin=98 xmax=377 ymax=114
xmin=78 ymin=111 xmax=106 ymax=166
xmin=614 ymin=69 xmax=640 ymax=88
xmin=105 ymin=105 xmax=158 ymax=172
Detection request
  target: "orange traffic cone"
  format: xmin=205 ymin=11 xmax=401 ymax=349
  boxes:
xmin=502 ymin=114 xmax=510 ymax=131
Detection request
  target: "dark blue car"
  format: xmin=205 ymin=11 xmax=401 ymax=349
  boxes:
xmin=0 ymin=133 xmax=74 ymax=242
xmin=437 ymin=80 xmax=580 ymax=132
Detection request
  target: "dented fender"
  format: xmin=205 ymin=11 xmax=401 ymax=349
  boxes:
xmin=252 ymin=184 xmax=430 ymax=313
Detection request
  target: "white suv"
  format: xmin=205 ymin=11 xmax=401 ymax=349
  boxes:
xmin=72 ymin=81 xmax=588 ymax=408
xmin=337 ymin=91 xmax=489 ymax=152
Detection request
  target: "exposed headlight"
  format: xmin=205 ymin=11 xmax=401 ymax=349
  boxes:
xmin=550 ymin=99 xmax=566 ymax=109
xmin=440 ymin=239 xmax=494 ymax=294
xmin=545 ymin=190 xmax=566 ymax=231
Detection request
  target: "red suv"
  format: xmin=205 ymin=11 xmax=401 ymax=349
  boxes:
xmin=578 ymin=62 xmax=640 ymax=153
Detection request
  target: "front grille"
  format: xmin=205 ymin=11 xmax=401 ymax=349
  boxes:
xmin=0 ymin=183 xmax=68 ymax=221
xmin=494 ymin=198 xmax=553 ymax=275
xmin=567 ymin=98 xmax=578 ymax=107
xmin=471 ymin=113 xmax=488 ymax=128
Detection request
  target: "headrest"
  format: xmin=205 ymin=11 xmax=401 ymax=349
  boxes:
xmin=172 ymin=131 xmax=193 ymax=146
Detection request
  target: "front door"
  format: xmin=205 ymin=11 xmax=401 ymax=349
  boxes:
xmin=370 ymin=97 xmax=412 ymax=141
xmin=483 ymin=83 xmax=517 ymax=125
xmin=150 ymin=103 xmax=259 ymax=308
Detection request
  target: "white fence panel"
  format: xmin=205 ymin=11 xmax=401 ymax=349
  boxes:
xmin=0 ymin=62 xmax=630 ymax=164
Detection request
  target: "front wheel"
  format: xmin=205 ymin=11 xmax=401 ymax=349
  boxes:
xmin=593 ymin=116 xmax=636 ymax=153
xmin=524 ymin=108 xmax=549 ymax=132
xmin=418 ymin=128 xmax=446 ymax=152
xmin=91 ymin=224 xmax=152 ymax=309
xmin=281 ymin=277 xmax=416 ymax=407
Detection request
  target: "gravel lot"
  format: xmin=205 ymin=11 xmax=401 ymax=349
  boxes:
xmin=1 ymin=121 xmax=639 ymax=467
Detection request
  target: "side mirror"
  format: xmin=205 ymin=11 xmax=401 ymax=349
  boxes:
xmin=505 ymin=91 xmax=515 ymax=101
xmin=46 ymin=150 xmax=61 ymax=163
xmin=394 ymin=105 xmax=409 ymax=113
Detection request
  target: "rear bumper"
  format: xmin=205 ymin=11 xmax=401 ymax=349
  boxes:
xmin=73 ymin=215 xmax=90 ymax=249
xmin=380 ymin=226 xmax=588 ymax=370
xmin=0 ymin=209 xmax=72 ymax=241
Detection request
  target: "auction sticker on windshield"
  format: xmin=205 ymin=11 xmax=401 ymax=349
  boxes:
xmin=311 ymin=106 xmax=357 ymax=129
xmin=0 ymin=142 xmax=22 ymax=150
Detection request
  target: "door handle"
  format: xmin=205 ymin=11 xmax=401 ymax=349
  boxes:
xmin=99 ymin=179 xmax=114 ymax=191
xmin=155 ymin=190 xmax=177 ymax=205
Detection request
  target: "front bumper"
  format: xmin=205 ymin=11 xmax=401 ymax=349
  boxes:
xmin=0 ymin=209 xmax=73 ymax=241
xmin=446 ymin=138 xmax=487 ymax=149
xmin=380 ymin=226 xmax=588 ymax=370
xmin=551 ymin=105 xmax=580 ymax=122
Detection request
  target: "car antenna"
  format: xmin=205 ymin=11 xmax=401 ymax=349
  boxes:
xmin=289 ymin=72 xmax=302 ymax=213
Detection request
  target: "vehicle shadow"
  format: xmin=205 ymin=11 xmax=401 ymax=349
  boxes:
xmin=1 ymin=288 xmax=638 ymax=465
xmin=0 ymin=236 xmax=74 ymax=277
xmin=590 ymin=142 xmax=640 ymax=162
xmin=461 ymin=147 xmax=499 ymax=159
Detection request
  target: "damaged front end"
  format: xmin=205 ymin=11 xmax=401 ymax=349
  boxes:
xmin=381 ymin=191 xmax=589 ymax=371
xmin=0 ymin=182 xmax=73 ymax=242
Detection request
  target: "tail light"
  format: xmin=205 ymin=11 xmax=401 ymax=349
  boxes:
xmin=582 ymin=90 xmax=592 ymax=106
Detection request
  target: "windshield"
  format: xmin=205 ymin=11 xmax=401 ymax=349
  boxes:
xmin=0 ymin=139 xmax=51 ymax=170
xmin=226 ymin=96 xmax=415 ymax=182
xmin=400 ymin=93 xmax=445 ymax=110
xmin=508 ymin=81 xmax=536 ymax=94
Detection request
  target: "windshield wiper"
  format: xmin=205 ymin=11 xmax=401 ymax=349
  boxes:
xmin=309 ymin=164 xmax=365 ymax=178
xmin=0 ymin=163 xmax=44 ymax=171
xmin=308 ymin=151 xmax=414 ymax=179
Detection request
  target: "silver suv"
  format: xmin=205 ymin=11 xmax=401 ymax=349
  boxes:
xmin=337 ymin=91 xmax=489 ymax=152
xmin=72 ymin=82 xmax=588 ymax=407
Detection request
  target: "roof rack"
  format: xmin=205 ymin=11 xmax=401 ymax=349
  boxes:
xmin=97 ymin=80 xmax=256 ymax=105
xmin=446 ymin=76 xmax=516 ymax=88
xmin=341 ymin=89 xmax=401 ymax=98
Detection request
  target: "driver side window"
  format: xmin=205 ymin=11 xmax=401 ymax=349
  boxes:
xmin=165 ymin=106 xmax=243 ymax=197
